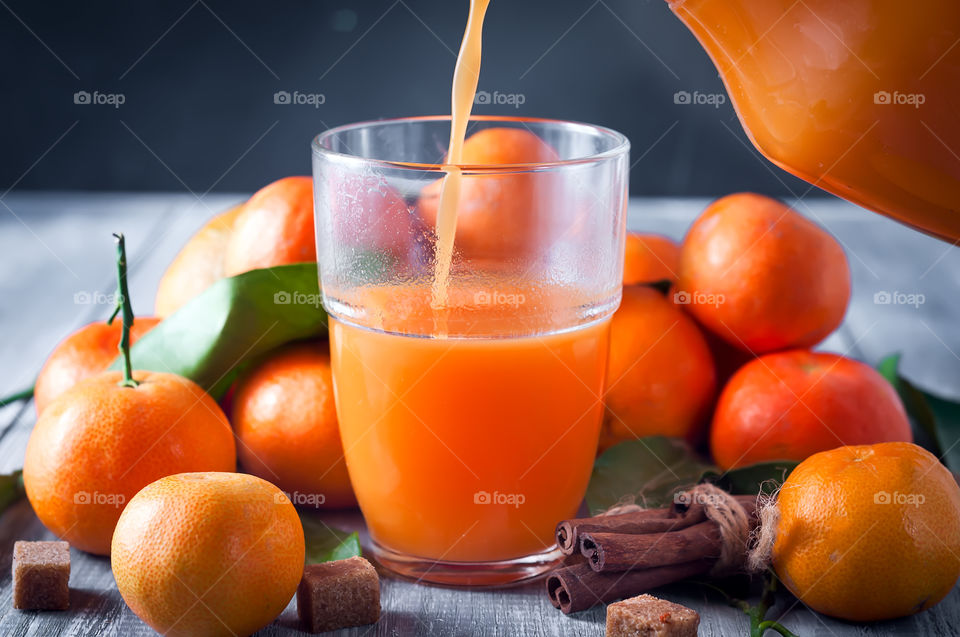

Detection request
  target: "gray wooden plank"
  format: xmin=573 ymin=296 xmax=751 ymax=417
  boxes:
xmin=0 ymin=194 xmax=958 ymax=636
xmin=0 ymin=193 xmax=172 ymax=400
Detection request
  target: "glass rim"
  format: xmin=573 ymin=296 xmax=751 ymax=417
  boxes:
xmin=311 ymin=115 xmax=630 ymax=174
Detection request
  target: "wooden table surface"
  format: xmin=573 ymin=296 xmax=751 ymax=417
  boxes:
xmin=1 ymin=193 xmax=959 ymax=636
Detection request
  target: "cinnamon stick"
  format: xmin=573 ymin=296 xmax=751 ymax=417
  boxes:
xmin=581 ymin=520 xmax=720 ymax=572
xmin=545 ymin=559 xmax=711 ymax=614
xmin=580 ymin=497 xmax=758 ymax=572
xmin=556 ymin=505 xmax=703 ymax=555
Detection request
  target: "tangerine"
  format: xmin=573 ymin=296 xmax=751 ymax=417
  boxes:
xmin=774 ymin=442 xmax=960 ymax=621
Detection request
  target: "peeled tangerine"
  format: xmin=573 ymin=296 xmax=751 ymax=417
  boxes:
xmin=773 ymin=442 xmax=960 ymax=622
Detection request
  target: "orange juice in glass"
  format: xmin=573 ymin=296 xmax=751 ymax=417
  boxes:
xmin=312 ymin=116 xmax=629 ymax=585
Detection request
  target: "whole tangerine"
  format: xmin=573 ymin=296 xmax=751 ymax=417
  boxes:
xmin=112 ymin=472 xmax=305 ymax=637
xmin=232 ymin=342 xmax=356 ymax=508
xmin=773 ymin=442 xmax=960 ymax=621
xmin=417 ymin=127 xmax=559 ymax=259
xmin=34 ymin=317 xmax=161 ymax=414
xmin=155 ymin=204 xmax=244 ymax=317
xmin=622 ymin=233 xmax=681 ymax=285
xmin=710 ymin=349 xmax=912 ymax=469
xmin=224 ymin=176 xmax=316 ymax=276
xmin=24 ymin=371 xmax=236 ymax=554
xmin=600 ymin=285 xmax=716 ymax=451
xmin=678 ymin=193 xmax=850 ymax=353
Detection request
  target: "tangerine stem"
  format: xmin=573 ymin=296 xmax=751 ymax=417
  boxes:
xmin=757 ymin=620 xmax=799 ymax=637
xmin=0 ymin=386 xmax=34 ymax=407
xmin=108 ymin=233 xmax=138 ymax=388
xmin=749 ymin=572 xmax=798 ymax=637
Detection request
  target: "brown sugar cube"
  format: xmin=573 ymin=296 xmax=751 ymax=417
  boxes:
xmin=12 ymin=541 xmax=70 ymax=610
xmin=606 ymin=594 xmax=699 ymax=637
xmin=297 ymin=556 xmax=380 ymax=632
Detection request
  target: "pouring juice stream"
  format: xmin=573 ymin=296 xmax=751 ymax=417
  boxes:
xmin=318 ymin=0 xmax=629 ymax=583
xmin=430 ymin=0 xmax=490 ymax=332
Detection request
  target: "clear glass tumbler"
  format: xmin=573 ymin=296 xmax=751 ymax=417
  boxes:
xmin=312 ymin=116 xmax=629 ymax=585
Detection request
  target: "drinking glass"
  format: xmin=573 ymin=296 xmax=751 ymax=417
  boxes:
xmin=312 ymin=116 xmax=629 ymax=585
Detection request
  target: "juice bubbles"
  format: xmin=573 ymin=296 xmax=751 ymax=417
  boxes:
xmin=669 ymin=0 xmax=960 ymax=241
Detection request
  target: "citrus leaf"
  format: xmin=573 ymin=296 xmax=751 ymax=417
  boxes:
xmin=877 ymin=353 xmax=960 ymax=472
xmin=300 ymin=514 xmax=362 ymax=563
xmin=585 ymin=436 xmax=714 ymax=515
xmin=705 ymin=461 xmax=797 ymax=496
xmin=877 ymin=354 xmax=940 ymax=447
xmin=110 ymin=263 xmax=327 ymax=398
xmin=0 ymin=470 xmax=25 ymax=515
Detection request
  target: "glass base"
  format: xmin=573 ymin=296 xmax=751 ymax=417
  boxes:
xmin=370 ymin=540 xmax=564 ymax=587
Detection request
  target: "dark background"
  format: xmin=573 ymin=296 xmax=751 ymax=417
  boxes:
xmin=1 ymin=0 xmax=810 ymax=196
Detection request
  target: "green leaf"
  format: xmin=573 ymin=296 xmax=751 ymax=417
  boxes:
xmin=585 ymin=436 xmax=714 ymax=515
xmin=707 ymin=461 xmax=797 ymax=497
xmin=877 ymin=353 xmax=960 ymax=472
xmin=300 ymin=514 xmax=362 ymax=563
xmin=0 ymin=470 xmax=25 ymax=515
xmin=877 ymin=354 xmax=939 ymax=443
xmin=111 ymin=263 xmax=327 ymax=399
xmin=586 ymin=437 xmax=799 ymax=514
xmin=925 ymin=394 xmax=960 ymax=474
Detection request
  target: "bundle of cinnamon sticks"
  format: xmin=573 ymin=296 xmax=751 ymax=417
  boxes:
xmin=546 ymin=493 xmax=757 ymax=614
